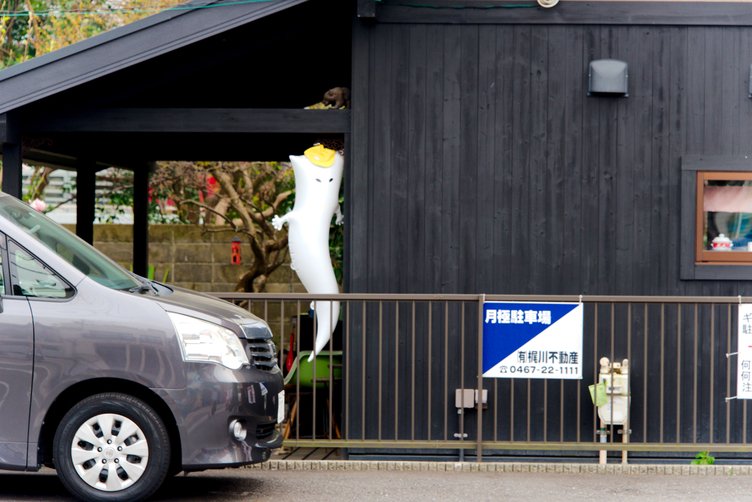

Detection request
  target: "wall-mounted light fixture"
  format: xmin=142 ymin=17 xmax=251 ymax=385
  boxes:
xmin=588 ymin=59 xmax=628 ymax=97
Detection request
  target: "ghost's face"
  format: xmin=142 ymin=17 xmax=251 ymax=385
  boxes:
xmin=290 ymin=152 xmax=344 ymax=209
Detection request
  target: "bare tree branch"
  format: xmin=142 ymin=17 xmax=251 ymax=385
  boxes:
xmin=210 ymin=167 xmax=258 ymax=235
xmin=179 ymin=198 xmax=238 ymax=229
xmin=46 ymin=194 xmax=78 ymax=212
xmin=261 ymin=190 xmax=292 ymax=220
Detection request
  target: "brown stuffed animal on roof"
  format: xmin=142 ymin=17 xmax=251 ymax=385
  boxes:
xmin=322 ymin=87 xmax=351 ymax=109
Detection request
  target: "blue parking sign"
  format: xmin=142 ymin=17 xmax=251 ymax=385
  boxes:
xmin=483 ymin=302 xmax=583 ymax=379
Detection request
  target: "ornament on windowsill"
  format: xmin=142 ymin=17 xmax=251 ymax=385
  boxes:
xmin=711 ymin=233 xmax=733 ymax=251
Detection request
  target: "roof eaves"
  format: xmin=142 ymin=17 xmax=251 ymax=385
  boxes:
xmin=0 ymin=0 xmax=218 ymax=82
xmin=0 ymin=0 xmax=307 ymax=114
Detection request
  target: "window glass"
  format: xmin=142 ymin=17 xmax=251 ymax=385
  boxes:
xmin=8 ymin=241 xmax=74 ymax=299
xmin=703 ymin=180 xmax=752 ymax=250
xmin=0 ymin=195 xmax=140 ymax=290
xmin=696 ymin=172 xmax=752 ymax=263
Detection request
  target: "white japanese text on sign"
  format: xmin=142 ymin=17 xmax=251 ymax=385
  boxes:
xmin=483 ymin=302 xmax=583 ymax=380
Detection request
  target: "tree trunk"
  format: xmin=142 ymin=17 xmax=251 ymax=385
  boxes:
xmin=253 ymin=274 xmax=268 ymax=293
xmin=234 ymin=269 xmax=256 ymax=293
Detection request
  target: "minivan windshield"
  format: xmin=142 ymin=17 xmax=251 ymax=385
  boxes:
xmin=0 ymin=195 xmax=141 ymax=291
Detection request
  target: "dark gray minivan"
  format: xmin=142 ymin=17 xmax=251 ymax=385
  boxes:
xmin=0 ymin=193 xmax=284 ymax=501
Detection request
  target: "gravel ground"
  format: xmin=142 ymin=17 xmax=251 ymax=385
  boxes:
xmin=3 ymin=466 xmax=752 ymax=502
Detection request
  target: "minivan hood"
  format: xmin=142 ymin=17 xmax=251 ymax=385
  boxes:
xmin=154 ymin=286 xmax=270 ymax=339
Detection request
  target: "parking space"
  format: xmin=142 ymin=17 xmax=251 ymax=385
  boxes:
xmin=3 ymin=465 xmax=752 ymax=502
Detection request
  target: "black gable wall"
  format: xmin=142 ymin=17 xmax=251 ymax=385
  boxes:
xmin=349 ymin=19 xmax=752 ymax=297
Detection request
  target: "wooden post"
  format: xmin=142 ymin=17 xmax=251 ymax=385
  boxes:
xmin=1 ymin=143 xmax=22 ymax=198
xmin=1 ymin=112 xmax=22 ymax=198
xmin=76 ymin=161 xmax=96 ymax=245
xmin=132 ymin=162 xmax=152 ymax=278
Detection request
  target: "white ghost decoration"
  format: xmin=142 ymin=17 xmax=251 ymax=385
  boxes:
xmin=272 ymin=145 xmax=344 ymax=361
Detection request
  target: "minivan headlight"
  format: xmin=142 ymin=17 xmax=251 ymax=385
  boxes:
xmin=168 ymin=313 xmax=249 ymax=370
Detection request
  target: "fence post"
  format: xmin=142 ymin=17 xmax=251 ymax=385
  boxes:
xmin=477 ymin=294 xmax=485 ymax=462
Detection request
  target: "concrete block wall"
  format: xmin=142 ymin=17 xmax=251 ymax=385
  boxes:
xmin=64 ymin=224 xmax=303 ymax=293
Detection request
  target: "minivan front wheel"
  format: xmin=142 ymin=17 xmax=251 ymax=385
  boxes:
xmin=53 ymin=393 xmax=170 ymax=502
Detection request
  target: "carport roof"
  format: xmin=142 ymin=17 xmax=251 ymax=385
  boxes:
xmin=0 ymin=0 xmax=351 ymax=167
xmin=0 ymin=0 xmax=309 ymax=114
xmin=0 ymin=0 xmax=351 ymax=279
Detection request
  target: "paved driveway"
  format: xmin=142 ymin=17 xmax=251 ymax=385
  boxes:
xmin=2 ymin=466 xmax=752 ymax=502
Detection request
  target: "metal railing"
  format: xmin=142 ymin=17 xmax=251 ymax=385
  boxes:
xmin=210 ymin=293 xmax=752 ymax=460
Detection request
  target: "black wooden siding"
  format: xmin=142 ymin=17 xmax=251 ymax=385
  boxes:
xmin=349 ymin=23 xmax=752 ymax=298
xmin=342 ymin=301 xmax=744 ymax=453
xmin=345 ymin=20 xmax=752 ymax=456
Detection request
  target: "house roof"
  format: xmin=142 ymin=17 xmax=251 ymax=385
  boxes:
xmin=0 ymin=0 xmax=307 ymax=114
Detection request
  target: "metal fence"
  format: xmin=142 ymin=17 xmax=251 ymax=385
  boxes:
xmin=210 ymin=293 xmax=752 ymax=461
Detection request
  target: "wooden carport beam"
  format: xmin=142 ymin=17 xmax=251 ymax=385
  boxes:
xmin=21 ymin=108 xmax=351 ymax=134
xmin=22 ymin=150 xmax=141 ymax=172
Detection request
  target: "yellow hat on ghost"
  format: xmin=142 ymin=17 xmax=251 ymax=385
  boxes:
xmin=304 ymin=144 xmax=336 ymax=167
